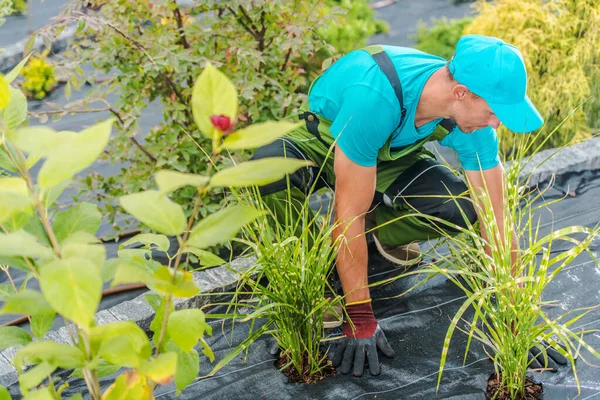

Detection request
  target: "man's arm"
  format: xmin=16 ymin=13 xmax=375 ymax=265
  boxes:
xmin=332 ymin=145 xmax=376 ymax=303
xmin=465 ymin=164 xmax=519 ymax=273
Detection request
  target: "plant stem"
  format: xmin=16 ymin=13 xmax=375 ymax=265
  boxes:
xmin=172 ymin=192 xmax=203 ymax=273
xmin=154 ymin=294 xmax=172 ymax=357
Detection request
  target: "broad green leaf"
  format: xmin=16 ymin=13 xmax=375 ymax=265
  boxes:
xmin=209 ymin=158 xmax=312 ymax=188
xmin=90 ymin=321 xmax=151 ymax=359
xmin=0 ymin=284 xmax=15 ymax=301
xmin=8 ymin=128 xmax=74 ymax=156
xmin=22 ymin=388 xmax=54 ymax=400
xmin=53 ymin=202 xmax=101 ymax=243
xmin=0 ymin=256 xmax=31 ymax=272
xmin=111 ymin=260 xmax=154 ymax=287
xmin=38 ymin=119 xmax=114 ymax=189
xmin=199 ymin=336 xmax=215 ymax=362
xmin=101 ymin=371 xmax=151 ymax=400
xmin=5 ymin=54 xmax=32 ymax=83
xmin=117 ymin=248 xmax=150 ymax=262
xmin=188 ymin=205 xmax=264 ymax=249
xmin=0 ymin=385 xmax=10 ymax=400
xmin=139 ymin=353 xmax=177 ymax=385
xmin=0 ymin=326 xmax=32 ymax=351
xmin=0 ymin=147 xmax=18 ymax=173
xmin=0 ymin=75 xmax=11 ymax=110
xmin=221 ymin=121 xmax=302 ymax=150
xmin=182 ymin=247 xmax=226 ymax=267
xmin=25 ymin=153 xmax=41 ymax=170
xmin=167 ymin=341 xmax=199 ymax=393
xmin=20 ymin=362 xmax=56 ymax=394
xmin=62 ymin=243 xmax=106 ymax=270
xmin=3 ymin=87 xmax=27 ymax=129
xmin=120 ymin=191 xmax=186 ymax=236
xmin=13 ymin=341 xmax=85 ymax=372
xmin=99 ymin=336 xmax=147 ymax=369
xmin=61 ymin=231 xmax=100 ymax=245
xmin=30 ymin=313 xmax=56 ymax=340
xmin=69 ymin=395 xmax=83 ymax=400
xmin=71 ymin=359 xmax=121 ymax=379
xmin=146 ymin=294 xmax=172 ymax=353
xmin=0 ymin=290 xmax=54 ymax=316
xmin=155 ymin=170 xmax=209 ymax=195
xmin=42 ymin=180 xmax=70 ymax=210
xmin=39 ymin=258 xmax=102 ymax=328
xmin=1 ymin=211 xmax=31 ymax=233
xmin=0 ymin=178 xmax=33 ymax=226
xmin=191 ymin=62 xmax=238 ymax=139
xmin=167 ymin=309 xmax=210 ymax=353
xmin=0 ymin=231 xmax=51 ymax=259
xmin=23 ymin=217 xmax=51 ymax=247
xmin=102 ymin=258 xmax=120 ymax=283
xmin=121 ymin=233 xmax=170 ymax=253
xmin=151 ymin=267 xmax=199 ymax=298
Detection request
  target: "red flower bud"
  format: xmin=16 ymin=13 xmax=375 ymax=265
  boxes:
xmin=210 ymin=115 xmax=232 ymax=132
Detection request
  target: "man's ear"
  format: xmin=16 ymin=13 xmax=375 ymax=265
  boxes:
xmin=452 ymin=84 xmax=469 ymax=100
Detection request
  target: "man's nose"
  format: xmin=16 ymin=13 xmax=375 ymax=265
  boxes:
xmin=488 ymin=115 xmax=501 ymax=129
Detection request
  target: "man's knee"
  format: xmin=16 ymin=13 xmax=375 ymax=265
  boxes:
xmin=250 ymin=139 xmax=313 ymax=196
xmin=438 ymin=194 xmax=478 ymax=231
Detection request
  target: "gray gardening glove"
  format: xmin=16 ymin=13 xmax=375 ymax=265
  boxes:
xmin=328 ymin=301 xmax=395 ymax=377
xmin=528 ymin=339 xmax=569 ymax=372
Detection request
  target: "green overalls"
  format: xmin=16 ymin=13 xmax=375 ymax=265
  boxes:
xmin=269 ymin=45 xmax=459 ymax=246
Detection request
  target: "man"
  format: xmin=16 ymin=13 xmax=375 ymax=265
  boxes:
xmin=252 ymin=34 xmax=566 ymax=377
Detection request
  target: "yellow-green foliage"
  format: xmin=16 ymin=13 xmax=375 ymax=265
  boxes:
xmin=465 ymin=0 xmax=600 ymax=157
xmin=21 ymin=57 xmax=56 ymax=100
xmin=11 ymin=0 xmax=26 ymax=14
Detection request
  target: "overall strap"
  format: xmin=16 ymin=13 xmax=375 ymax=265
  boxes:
xmin=362 ymin=45 xmax=456 ymax=134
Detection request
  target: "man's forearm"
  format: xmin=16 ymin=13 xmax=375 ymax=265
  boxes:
xmin=333 ymin=212 xmax=370 ymax=304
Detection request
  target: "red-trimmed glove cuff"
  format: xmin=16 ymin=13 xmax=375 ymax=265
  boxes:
xmin=343 ymin=301 xmax=377 ymax=339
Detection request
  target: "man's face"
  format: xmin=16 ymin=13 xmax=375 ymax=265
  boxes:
xmin=453 ymin=90 xmax=501 ymax=133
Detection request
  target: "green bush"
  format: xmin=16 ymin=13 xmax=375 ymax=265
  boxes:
xmin=21 ymin=56 xmax=56 ymax=100
xmin=465 ymin=0 xmax=600 ymax=157
xmin=412 ymin=17 xmax=472 ymax=60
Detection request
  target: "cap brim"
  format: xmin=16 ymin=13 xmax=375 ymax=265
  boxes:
xmin=488 ymin=95 xmax=544 ymax=133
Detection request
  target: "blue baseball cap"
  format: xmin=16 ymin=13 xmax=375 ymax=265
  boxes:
xmin=449 ymin=34 xmax=543 ymax=133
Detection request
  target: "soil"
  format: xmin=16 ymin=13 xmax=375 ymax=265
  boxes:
xmin=275 ymin=352 xmax=336 ymax=384
xmin=486 ymin=373 xmax=543 ymax=400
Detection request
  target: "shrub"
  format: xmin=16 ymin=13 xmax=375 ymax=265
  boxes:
xmin=0 ymin=57 xmax=308 ymax=397
xmin=412 ymin=17 xmax=473 ymax=61
xmin=20 ymin=56 xmax=56 ymax=100
xmin=11 ymin=0 xmax=26 ymax=14
xmin=36 ymin=0 xmax=335 ymax=239
xmin=464 ymin=0 xmax=600 ymax=157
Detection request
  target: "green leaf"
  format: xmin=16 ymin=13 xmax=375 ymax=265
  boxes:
xmin=24 ymin=36 xmax=37 ymax=56
xmin=0 ymin=290 xmax=54 ymax=316
xmin=0 ymin=284 xmax=15 ymax=301
xmin=0 ymin=326 xmax=32 ymax=351
xmin=102 ymin=372 xmax=150 ymax=400
xmin=139 ymin=353 xmax=177 ymax=385
xmin=209 ymin=158 xmax=312 ymax=188
xmin=167 ymin=309 xmax=210 ymax=352
xmin=42 ymin=180 xmax=70 ymax=210
xmin=151 ymin=267 xmax=199 ymax=298
xmin=0 ymin=75 xmax=11 ymax=110
xmin=1 ymin=211 xmax=31 ymax=233
xmin=188 ymin=205 xmax=264 ymax=249
xmin=30 ymin=313 xmax=56 ymax=340
xmin=91 ymin=322 xmax=152 ymax=369
xmin=0 ymin=147 xmax=18 ymax=173
xmin=19 ymin=362 xmax=56 ymax=394
xmin=3 ymin=87 xmax=27 ymax=129
xmin=146 ymin=294 xmax=172 ymax=353
xmin=0 ymin=231 xmax=51 ymax=259
xmin=13 ymin=341 xmax=85 ymax=372
xmin=111 ymin=260 xmax=154 ymax=287
xmin=71 ymin=359 xmax=121 ymax=379
xmin=119 ymin=191 xmax=186 ymax=236
xmin=39 ymin=258 xmax=102 ymax=328
xmin=121 ymin=233 xmax=170 ymax=253
xmin=62 ymin=243 xmax=106 ymax=270
xmin=22 ymin=387 xmax=54 ymax=400
xmin=0 ymin=385 xmax=10 ymax=400
xmin=155 ymin=170 xmax=209 ymax=195
xmin=38 ymin=119 xmax=114 ymax=189
xmin=191 ymin=62 xmax=238 ymax=139
xmin=5 ymin=53 xmax=32 ymax=83
xmin=8 ymin=128 xmax=75 ymax=156
xmin=0 ymin=178 xmax=33 ymax=226
xmin=53 ymin=202 xmax=101 ymax=243
xmin=182 ymin=247 xmax=226 ymax=267
xmin=221 ymin=121 xmax=302 ymax=150
xmin=68 ymin=394 xmax=83 ymax=400
xmin=166 ymin=341 xmax=199 ymax=393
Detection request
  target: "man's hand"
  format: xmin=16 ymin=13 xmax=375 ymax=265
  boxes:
xmin=528 ymin=339 xmax=569 ymax=372
xmin=329 ymin=301 xmax=395 ymax=376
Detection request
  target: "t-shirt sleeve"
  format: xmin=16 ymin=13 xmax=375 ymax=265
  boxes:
xmin=328 ymin=85 xmax=398 ymax=167
xmin=439 ymin=126 xmax=501 ymax=171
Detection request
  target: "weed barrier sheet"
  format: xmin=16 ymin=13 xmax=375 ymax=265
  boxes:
xmin=5 ymin=168 xmax=597 ymax=399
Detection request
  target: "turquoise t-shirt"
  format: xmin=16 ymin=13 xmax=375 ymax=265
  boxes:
xmin=308 ymin=45 xmax=501 ymax=171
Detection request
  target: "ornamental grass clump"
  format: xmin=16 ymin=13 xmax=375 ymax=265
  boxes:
xmin=416 ymin=129 xmax=600 ymax=399
xmin=211 ymin=185 xmax=342 ymax=383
